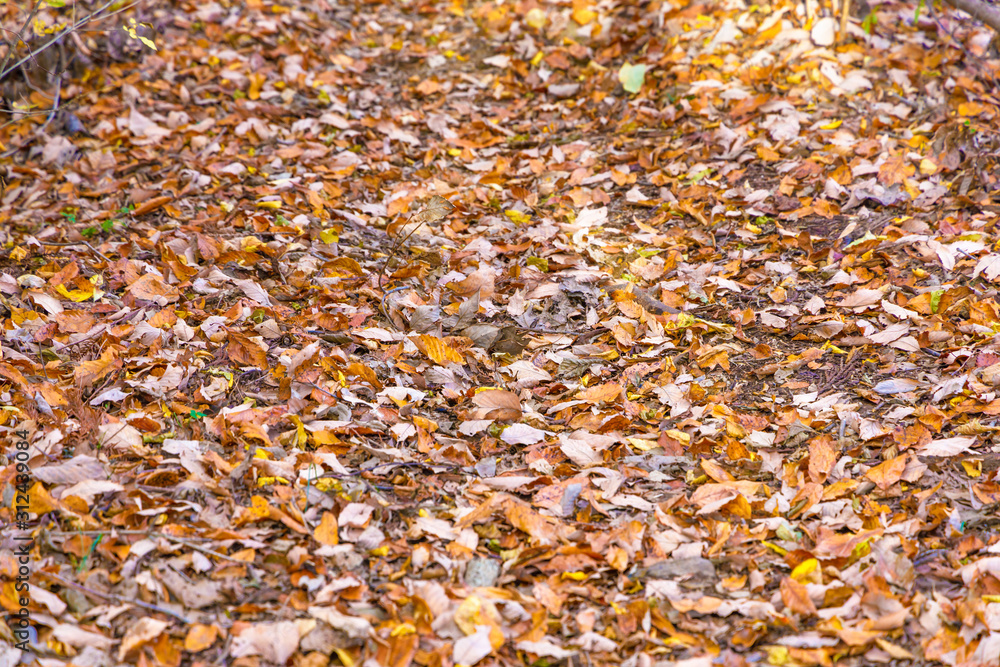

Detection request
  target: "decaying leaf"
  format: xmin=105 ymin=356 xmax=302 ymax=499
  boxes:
xmin=4 ymin=1 xmax=998 ymax=663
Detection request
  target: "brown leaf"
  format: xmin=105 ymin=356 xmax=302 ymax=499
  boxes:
xmin=131 ymin=195 xmax=173 ymax=217
xmin=472 ymin=389 xmax=522 ymax=420
xmin=502 ymin=497 xmax=570 ymax=546
xmin=126 ymin=273 xmax=180 ymax=305
xmin=447 ymin=266 xmax=496 ymax=298
xmin=227 ymin=331 xmax=269 ymax=369
xmin=159 ymin=568 xmax=223 ymax=609
xmin=74 ymin=347 xmax=121 ymax=388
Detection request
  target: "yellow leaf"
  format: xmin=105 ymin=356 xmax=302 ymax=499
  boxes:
xmin=664 ymin=429 xmax=690 ymax=445
xmin=57 ymin=284 xmax=95 ymax=302
xmin=504 ymin=209 xmax=531 ymax=225
xmin=334 ymin=648 xmax=356 ymax=667
xmin=766 ymin=646 xmax=790 ymax=665
xmin=391 ymin=623 xmax=416 ymax=637
xmin=314 ymin=511 xmax=340 ymax=546
xmin=413 ymin=334 xmax=465 ymax=365
xmin=790 ymin=558 xmax=821 ymax=584
xmin=525 ymin=7 xmax=547 ymax=28
xmin=572 ymin=0 xmax=596 ymax=25
xmin=249 ymin=495 xmax=271 ymax=520
xmin=313 ymin=478 xmax=336 ymax=492
xmin=248 ymin=73 xmax=265 ymax=100
xmin=256 ymin=200 xmax=281 ymax=209
xmin=287 ymin=415 xmax=308 ymax=447
xmin=761 ymin=540 xmax=788 ymax=556
xmin=962 ymin=459 xmax=982 ymax=477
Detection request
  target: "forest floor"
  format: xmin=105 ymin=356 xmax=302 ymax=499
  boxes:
xmin=2 ymin=0 xmax=1000 ymax=665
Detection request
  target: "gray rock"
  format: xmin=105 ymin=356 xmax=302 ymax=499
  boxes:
xmin=465 ymin=557 xmax=501 ymax=588
xmin=633 ymin=557 xmax=717 ymax=583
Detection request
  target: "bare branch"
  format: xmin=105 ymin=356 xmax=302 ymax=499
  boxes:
xmin=941 ymin=0 xmax=1000 ymax=33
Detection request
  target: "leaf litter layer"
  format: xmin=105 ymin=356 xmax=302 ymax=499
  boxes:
xmin=1 ymin=0 xmax=1000 ymax=665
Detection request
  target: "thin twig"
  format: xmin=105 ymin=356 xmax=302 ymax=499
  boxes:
xmin=154 ymin=533 xmax=248 ymax=564
xmin=0 ymin=0 xmax=131 ymax=83
xmin=51 ymin=325 xmax=108 ymax=351
xmin=927 ymin=0 xmax=995 ymax=71
xmin=375 ymin=218 xmax=428 ymax=290
xmin=379 ymin=285 xmax=410 ymax=331
xmin=37 ymin=240 xmax=113 ymax=264
xmin=43 ymin=571 xmax=192 ymax=624
xmin=37 ymin=47 xmax=65 ymax=134
xmin=0 ymin=0 xmax=41 ymax=83
xmin=43 ymin=529 xmax=191 ymax=536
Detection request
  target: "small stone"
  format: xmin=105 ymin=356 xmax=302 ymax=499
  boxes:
xmin=464 ymin=557 xmax=501 ymax=588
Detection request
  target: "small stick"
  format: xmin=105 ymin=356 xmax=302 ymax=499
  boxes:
xmin=43 ymin=571 xmax=192 ymax=624
xmin=379 ymin=285 xmax=410 ymax=331
xmin=39 ymin=240 xmax=113 ymax=264
xmin=840 ymin=0 xmax=851 ymax=37
xmin=375 ymin=218 xmax=428 ymax=290
xmin=154 ymin=533 xmax=248 ymax=564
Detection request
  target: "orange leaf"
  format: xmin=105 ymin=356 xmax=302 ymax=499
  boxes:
xmin=780 ymin=576 xmax=817 ymax=617
xmin=503 ymin=499 xmax=567 ymax=546
xmin=576 ymin=382 xmax=622 ymax=405
xmin=878 ymin=155 xmax=914 ymax=187
xmin=74 ymin=347 xmax=121 ymax=388
xmin=0 ymin=362 xmax=29 ymax=391
xmin=314 ymin=511 xmax=340 ymax=546
xmin=866 ymin=454 xmax=907 ymax=490
xmin=184 ymin=624 xmax=218 ymax=652
xmin=701 ymin=458 xmax=735 ymax=483
xmin=606 ymin=545 xmax=629 ymax=572
xmin=131 ymin=195 xmax=173 ymax=217
xmin=808 ymin=435 xmax=838 ymax=483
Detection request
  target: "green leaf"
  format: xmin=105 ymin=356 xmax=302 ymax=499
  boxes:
xmin=618 ymin=63 xmax=647 ymax=94
xmin=862 ymin=11 xmax=877 ymax=34
xmin=930 ymin=289 xmax=943 ymax=314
